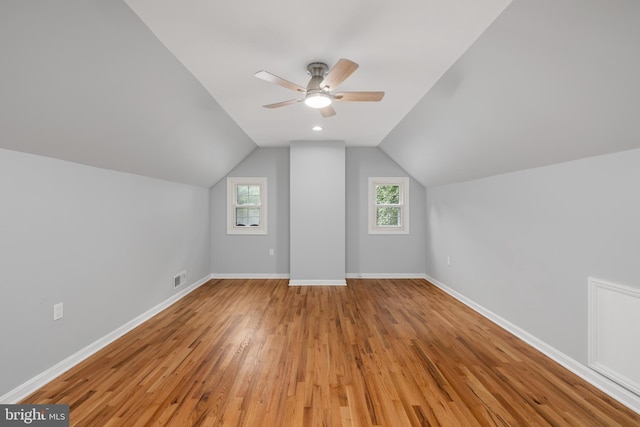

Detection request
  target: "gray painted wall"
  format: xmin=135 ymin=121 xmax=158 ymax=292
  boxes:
xmin=0 ymin=148 xmax=211 ymax=398
xmin=290 ymin=142 xmax=345 ymax=282
xmin=425 ymin=148 xmax=640 ymax=365
xmin=210 ymin=146 xmax=427 ymax=278
xmin=346 ymin=148 xmax=426 ymax=276
xmin=210 ymin=148 xmax=290 ymax=276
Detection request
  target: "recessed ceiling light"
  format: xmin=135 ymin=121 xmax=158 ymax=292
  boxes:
xmin=312 ymin=126 xmax=323 ymax=131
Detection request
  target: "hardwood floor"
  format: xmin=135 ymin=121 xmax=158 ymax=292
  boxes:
xmin=23 ymin=278 xmax=639 ymax=426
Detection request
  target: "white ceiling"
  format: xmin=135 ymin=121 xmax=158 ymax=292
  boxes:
xmin=3 ymin=0 xmax=639 ymax=189
xmin=381 ymin=0 xmax=640 ymax=187
xmin=0 ymin=0 xmax=256 ymax=188
xmin=124 ymin=0 xmax=512 ymax=147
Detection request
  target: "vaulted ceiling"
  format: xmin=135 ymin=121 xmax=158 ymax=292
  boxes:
xmin=1 ymin=0 xmax=639 ymax=188
xmin=381 ymin=0 xmax=640 ymax=187
xmin=123 ymin=0 xmax=511 ymax=147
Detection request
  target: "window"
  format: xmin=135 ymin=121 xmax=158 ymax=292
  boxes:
xmin=227 ymin=177 xmax=267 ymax=235
xmin=368 ymin=177 xmax=409 ymax=234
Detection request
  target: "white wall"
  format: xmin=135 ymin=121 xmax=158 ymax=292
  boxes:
xmin=0 ymin=148 xmax=211 ymax=398
xmin=346 ymin=148 xmax=426 ymax=276
xmin=210 ymin=148 xmax=289 ymax=276
xmin=290 ymin=141 xmax=345 ymax=284
xmin=425 ymin=148 xmax=640 ymax=366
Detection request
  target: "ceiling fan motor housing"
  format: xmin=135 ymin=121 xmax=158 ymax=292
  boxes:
xmin=306 ymin=62 xmax=328 ymax=78
xmin=306 ymin=62 xmax=329 ymax=94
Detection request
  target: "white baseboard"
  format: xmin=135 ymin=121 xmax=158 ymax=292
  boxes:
xmin=211 ymin=274 xmax=425 ymax=280
xmin=346 ymin=273 xmax=426 ymax=279
xmin=210 ymin=273 xmax=290 ymax=279
xmin=0 ymin=274 xmax=213 ymax=404
xmin=424 ymin=274 xmax=640 ymax=415
xmin=212 ymin=274 xmax=424 ymax=281
xmin=289 ymin=279 xmax=347 ymax=286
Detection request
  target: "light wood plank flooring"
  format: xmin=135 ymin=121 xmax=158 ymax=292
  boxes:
xmin=23 ymin=278 xmax=640 ymax=426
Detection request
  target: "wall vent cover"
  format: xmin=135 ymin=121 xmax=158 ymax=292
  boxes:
xmin=174 ymin=271 xmax=186 ymax=288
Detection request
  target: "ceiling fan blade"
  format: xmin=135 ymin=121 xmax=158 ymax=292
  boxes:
xmin=255 ymin=70 xmax=306 ymax=93
xmin=320 ymin=58 xmax=359 ymax=90
xmin=319 ymin=105 xmax=336 ymax=117
xmin=263 ymin=99 xmax=302 ymax=109
xmin=334 ymin=91 xmax=385 ymax=102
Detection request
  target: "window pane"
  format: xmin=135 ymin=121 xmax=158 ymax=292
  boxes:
xmin=237 ymin=185 xmax=261 ymax=205
xmin=376 ymin=185 xmax=400 ymax=205
xmin=376 ymin=207 xmax=400 ymax=226
xmin=237 ymin=185 xmax=249 ymax=197
xmin=247 ymin=208 xmax=260 ymax=226
xmin=248 ymin=185 xmax=260 ymax=196
xmin=236 ymin=185 xmax=249 ymax=205
xmin=235 ymin=207 xmax=248 ymax=226
xmin=236 ymin=207 xmax=261 ymax=227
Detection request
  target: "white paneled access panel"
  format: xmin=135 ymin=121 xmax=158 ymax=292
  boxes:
xmin=588 ymin=277 xmax=640 ymax=396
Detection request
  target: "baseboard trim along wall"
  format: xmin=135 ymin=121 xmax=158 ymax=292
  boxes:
xmin=346 ymin=273 xmax=426 ymax=279
xmin=210 ymin=273 xmax=290 ymax=279
xmin=212 ymin=274 xmax=423 ymax=280
xmin=424 ymin=274 xmax=640 ymax=415
xmin=289 ymin=279 xmax=347 ymax=286
xmin=0 ymin=274 xmax=213 ymax=404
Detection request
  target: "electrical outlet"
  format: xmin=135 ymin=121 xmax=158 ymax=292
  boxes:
xmin=53 ymin=303 xmax=63 ymax=320
xmin=269 ymin=248 xmax=274 ymax=256
xmin=447 ymin=256 xmax=452 ymax=266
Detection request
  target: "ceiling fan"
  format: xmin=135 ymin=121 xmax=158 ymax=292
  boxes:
xmin=254 ymin=58 xmax=384 ymax=117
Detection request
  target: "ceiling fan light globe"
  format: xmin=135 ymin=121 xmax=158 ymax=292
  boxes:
xmin=304 ymin=93 xmax=332 ymax=109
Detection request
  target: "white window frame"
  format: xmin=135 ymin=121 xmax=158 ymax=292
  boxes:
xmin=368 ymin=177 xmax=409 ymax=234
xmin=227 ymin=177 xmax=267 ymax=235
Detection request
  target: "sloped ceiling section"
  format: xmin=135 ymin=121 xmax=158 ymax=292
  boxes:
xmin=123 ymin=0 xmax=512 ymax=147
xmin=380 ymin=0 xmax=640 ymax=188
xmin=0 ymin=0 xmax=256 ymax=188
